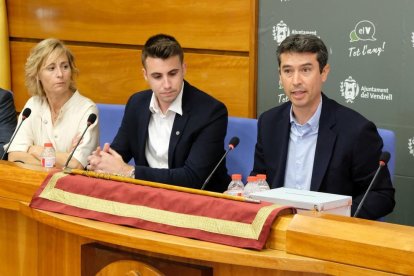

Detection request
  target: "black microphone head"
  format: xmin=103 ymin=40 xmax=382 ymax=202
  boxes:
xmin=87 ymin=113 xmax=97 ymax=126
xmin=228 ymin=136 xmax=240 ymax=150
xmin=380 ymin=151 xmax=391 ymax=165
xmin=22 ymin=108 xmax=31 ymax=120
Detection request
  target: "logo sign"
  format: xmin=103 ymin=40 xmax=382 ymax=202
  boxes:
xmin=273 ymin=21 xmax=290 ymax=45
xmin=350 ymin=20 xmax=376 ymax=42
xmin=348 ymin=20 xmax=386 ymax=57
xmin=409 ymin=137 xmax=414 ymax=157
xmin=340 ymin=76 xmax=392 ymax=104
xmin=411 ymin=32 xmax=414 ymax=48
xmin=340 ymin=76 xmax=360 ymax=103
xmin=272 ymin=20 xmax=318 ymax=46
xmin=276 ymin=80 xmax=289 ymax=103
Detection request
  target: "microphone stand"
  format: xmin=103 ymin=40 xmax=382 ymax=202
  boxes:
xmin=353 ymin=164 xmax=384 ymax=218
xmin=201 ymin=137 xmax=239 ymax=190
xmin=64 ymin=113 xmax=97 ymax=168
xmin=63 ymin=124 xmax=91 ymax=168
xmin=200 ymin=148 xmax=232 ymax=190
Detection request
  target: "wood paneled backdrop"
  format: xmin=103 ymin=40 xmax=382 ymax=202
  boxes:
xmin=7 ymin=0 xmax=258 ymax=118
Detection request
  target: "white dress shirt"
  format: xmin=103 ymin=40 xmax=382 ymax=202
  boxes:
xmin=145 ymin=84 xmax=184 ymax=168
xmin=284 ymin=98 xmax=322 ymax=190
xmin=7 ymin=91 xmax=99 ymax=167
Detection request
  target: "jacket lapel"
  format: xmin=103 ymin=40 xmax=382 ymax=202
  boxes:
xmin=270 ymin=106 xmax=291 ymax=189
xmin=168 ymin=81 xmax=190 ymax=167
xmin=169 ymin=113 xmax=189 ymax=167
xmin=137 ymin=98 xmax=151 ymax=165
xmin=311 ymin=95 xmax=337 ymax=191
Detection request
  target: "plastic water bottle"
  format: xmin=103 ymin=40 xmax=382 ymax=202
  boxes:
xmin=41 ymin=142 xmax=56 ymax=169
xmin=257 ymin=174 xmax=270 ymax=191
xmin=224 ymin=174 xmax=244 ymax=196
xmin=244 ymin=175 xmax=260 ymax=198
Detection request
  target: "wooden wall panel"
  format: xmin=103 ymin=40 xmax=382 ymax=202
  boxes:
xmin=7 ymin=0 xmax=257 ymax=117
xmin=11 ymin=41 xmax=250 ymax=117
xmin=7 ymin=0 xmax=250 ymax=52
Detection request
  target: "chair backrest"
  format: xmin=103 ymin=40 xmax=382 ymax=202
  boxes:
xmin=377 ymin=128 xmax=396 ymax=181
xmin=225 ymin=117 xmax=258 ymax=183
xmin=224 ymin=121 xmax=396 ymax=183
xmin=96 ymin=103 xmax=125 ymax=147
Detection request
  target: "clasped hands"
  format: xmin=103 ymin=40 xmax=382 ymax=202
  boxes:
xmin=87 ymin=143 xmax=134 ymax=176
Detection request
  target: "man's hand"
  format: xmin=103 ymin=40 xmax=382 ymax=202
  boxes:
xmin=87 ymin=143 xmax=133 ymax=176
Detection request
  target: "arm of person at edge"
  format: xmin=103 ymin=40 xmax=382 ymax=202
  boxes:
xmin=0 ymin=90 xmax=17 ymax=157
xmin=87 ymin=99 xmax=228 ymax=190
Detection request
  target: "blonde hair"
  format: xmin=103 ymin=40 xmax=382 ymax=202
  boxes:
xmin=25 ymin=38 xmax=78 ymax=97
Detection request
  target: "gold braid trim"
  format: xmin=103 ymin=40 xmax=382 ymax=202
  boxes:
xmin=66 ymin=168 xmax=261 ymax=203
xmin=39 ymin=172 xmax=284 ymax=240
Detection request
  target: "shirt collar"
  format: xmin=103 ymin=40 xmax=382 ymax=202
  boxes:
xmin=46 ymin=90 xmax=78 ymax=114
xmin=149 ymin=82 xmax=184 ymax=116
xmin=289 ymin=95 xmax=322 ymax=131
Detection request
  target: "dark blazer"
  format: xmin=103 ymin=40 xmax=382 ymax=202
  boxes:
xmin=252 ymin=93 xmax=395 ymax=220
xmin=0 ymin=89 xmax=17 ymax=158
xmin=111 ymin=81 xmax=230 ymax=192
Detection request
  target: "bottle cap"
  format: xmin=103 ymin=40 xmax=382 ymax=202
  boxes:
xmin=247 ymin=176 xmax=257 ymax=182
xmin=44 ymin=142 xmax=53 ymax=147
xmin=257 ymin=174 xmax=267 ymax=180
xmin=231 ymin=174 xmax=242 ymax=180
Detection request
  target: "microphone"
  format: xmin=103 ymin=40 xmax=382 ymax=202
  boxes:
xmin=353 ymin=151 xmax=391 ymax=218
xmin=1 ymin=108 xmax=31 ymax=160
xmin=201 ymin=136 xmax=240 ymax=190
xmin=63 ymin=113 xmax=97 ymax=168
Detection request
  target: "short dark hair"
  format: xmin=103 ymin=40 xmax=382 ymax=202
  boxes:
xmin=277 ymin=34 xmax=328 ymax=73
xmin=141 ymin=34 xmax=184 ymax=67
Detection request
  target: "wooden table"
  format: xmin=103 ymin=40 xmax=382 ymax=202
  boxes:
xmin=0 ymin=160 xmax=412 ymax=275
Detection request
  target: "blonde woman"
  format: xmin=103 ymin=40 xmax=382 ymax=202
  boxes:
xmin=7 ymin=38 xmax=98 ymax=168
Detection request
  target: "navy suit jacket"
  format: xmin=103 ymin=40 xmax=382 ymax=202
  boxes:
xmin=0 ymin=89 xmax=17 ymax=158
xmin=252 ymin=94 xmax=395 ymax=220
xmin=111 ymin=81 xmax=230 ymax=192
